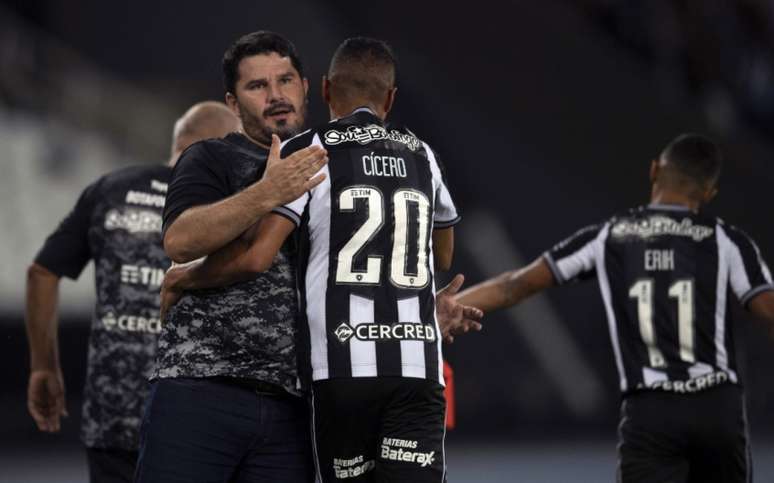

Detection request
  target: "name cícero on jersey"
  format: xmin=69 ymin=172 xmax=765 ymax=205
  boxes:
xmin=362 ymin=152 xmax=407 ymax=178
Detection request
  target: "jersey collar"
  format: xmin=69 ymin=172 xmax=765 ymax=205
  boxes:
xmin=647 ymin=203 xmax=692 ymax=212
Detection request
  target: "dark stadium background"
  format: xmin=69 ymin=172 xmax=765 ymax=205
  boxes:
xmin=2 ymin=1 xmax=773 ymax=481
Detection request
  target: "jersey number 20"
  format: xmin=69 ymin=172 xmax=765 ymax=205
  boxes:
xmin=336 ymin=186 xmax=430 ymax=289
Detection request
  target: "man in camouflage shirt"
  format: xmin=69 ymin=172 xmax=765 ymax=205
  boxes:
xmin=134 ymin=32 xmax=328 ymax=483
xmin=25 ymin=101 xmax=240 ymax=483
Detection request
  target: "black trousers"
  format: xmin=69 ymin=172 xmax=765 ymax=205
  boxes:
xmin=134 ymin=377 xmax=313 ymax=483
xmin=312 ymin=377 xmax=446 ymax=483
xmin=87 ymin=448 xmax=138 ymax=483
xmin=618 ymin=383 xmax=750 ymax=483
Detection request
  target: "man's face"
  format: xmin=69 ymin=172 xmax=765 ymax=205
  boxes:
xmin=227 ymin=52 xmax=308 ymax=146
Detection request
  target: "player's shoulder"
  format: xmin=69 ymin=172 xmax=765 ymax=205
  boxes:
xmin=96 ymin=164 xmax=171 ymax=192
xmin=717 ymin=218 xmax=758 ymax=247
xmin=281 ymin=127 xmax=317 ymax=153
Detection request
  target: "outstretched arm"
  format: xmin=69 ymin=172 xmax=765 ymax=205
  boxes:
xmin=455 ymin=257 xmax=557 ymax=313
xmin=749 ymin=291 xmax=774 ymax=339
xmin=25 ymin=263 xmax=67 ymax=432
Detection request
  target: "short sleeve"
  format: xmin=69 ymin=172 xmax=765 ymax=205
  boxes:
xmin=424 ymin=143 xmax=460 ymax=229
xmin=544 ymin=223 xmax=605 ymax=284
xmin=162 ymin=142 xmax=230 ymax=234
xmin=720 ymin=224 xmax=774 ymax=307
xmin=34 ymin=179 xmax=101 ymax=279
xmin=271 ymin=132 xmax=320 ymax=227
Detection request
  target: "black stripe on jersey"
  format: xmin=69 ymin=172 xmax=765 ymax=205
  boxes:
xmin=374 ymin=290 xmax=402 ymax=376
xmin=326 ymin=282 xmax=353 ymax=379
xmin=422 ymin=293 xmax=440 ymax=382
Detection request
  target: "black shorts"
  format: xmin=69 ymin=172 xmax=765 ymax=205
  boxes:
xmin=311 ymin=377 xmax=446 ymax=483
xmin=86 ymin=447 xmax=137 ymax=483
xmin=618 ymin=383 xmax=750 ymax=483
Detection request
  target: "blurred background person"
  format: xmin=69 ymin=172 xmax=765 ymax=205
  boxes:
xmin=24 ymin=101 xmax=239 ymax=483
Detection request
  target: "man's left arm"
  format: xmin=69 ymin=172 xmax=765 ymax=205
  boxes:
xmin=161 ymin=215 xmax=296 ymax=317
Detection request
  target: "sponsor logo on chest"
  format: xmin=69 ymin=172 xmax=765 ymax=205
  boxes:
xmin=333 ymin=322 xmax=437 ymax=343
xmin=120 ymin=264 xmax=165 ymax=288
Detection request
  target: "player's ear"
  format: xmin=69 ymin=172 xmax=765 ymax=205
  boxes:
xmin=322 ymin=75 xmax=331 ymax=105
xmin=383 ymin=87 xmax=397 ymax=116
xmin=225 ymin=92 xmax=240 ymax=117
xmin=302 ymin=77 xmax=309 ymax=97
xmin=703 ymin=184 xmax=719 ymax=204
xmin=649 ymin=159 xmax=659 ymax=184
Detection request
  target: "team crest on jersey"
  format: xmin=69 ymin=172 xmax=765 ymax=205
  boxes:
xmin=611 ymin=215 xmax=713 ymax=242
xmin=323 ymin=124 xmax=422 ymax=151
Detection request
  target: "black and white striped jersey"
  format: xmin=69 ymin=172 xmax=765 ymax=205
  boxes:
xmin=274 ymin=107 xmax=460 ymax=385
xmin=544 ymin=204 xmax=774 ymax=395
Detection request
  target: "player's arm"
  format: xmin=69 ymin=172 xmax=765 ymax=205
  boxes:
xmin=457 ymin=223 xmax=604 ymax=313
xmin=749 ymin=292 xmax=774 ymax=337
xmin=24 ymin=182 xmax=97 ymax=432
xmin=433 ymin=227 xmax=454 ymax=271
xmin=456 ymin=257 xmax=556 ymax=313
xmin=164 ymin=135 xmax=327 ymax=263
xmin=723 ymin=225 xmax=774 ymax=338
xmin=25 ymin=263 xmax=67 ymax=432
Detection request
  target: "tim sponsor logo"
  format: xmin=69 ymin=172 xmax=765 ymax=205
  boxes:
xmin=333 ymin=322 xmax=436 ymax=343
xmin=120 ymin=264 xmax=165 ymax=288
xmin=101 ymin=312 xmax=162 ymax=334
xmin=380 ymin=437 xmax=435 ymax=467
xmin=333 ymin=455 xmax=375 ymax=479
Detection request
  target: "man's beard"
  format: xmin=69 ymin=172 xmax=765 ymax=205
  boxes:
xmin=240 ymin=100 xmax=306 ymax=146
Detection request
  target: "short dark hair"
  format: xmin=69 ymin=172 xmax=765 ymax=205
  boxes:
xmin=327 ymin=37 xmax=397 ymax=104
xmin=659 ymin=133 xmax=723 ymax=187
xmin=222 ymin=31 xmax=304 ymax=94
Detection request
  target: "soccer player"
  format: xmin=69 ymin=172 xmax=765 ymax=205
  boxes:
xmin=165 ymin=37 xmax=461 ymax=483
xmin=456 ymin=134 xmax=774 ymax=483
xmin=24 ymin=101 xmax=240 ymax=483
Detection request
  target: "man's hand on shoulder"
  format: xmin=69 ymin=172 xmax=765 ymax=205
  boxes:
xmin=436 ymin=274 xmax=484 ymax=344
xmin=257 ymin=134 xmax=329 ymax=207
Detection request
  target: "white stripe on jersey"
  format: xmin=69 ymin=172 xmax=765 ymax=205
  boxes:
xmin=423 ymin=141 xmax=459 ymax=227
xmin=716 ymin=225 xmax=744 ymax=382
xmin=398 ymin=296 xmax=426 ymax=378
xmin=555 ymin=239 xmax=597 ymax=283
xmin=350 ymin=295 xmax=377 ymax=377
xmin=593 ymin=224 xmax=629 ymax=392
xmin=307 ymin=136 xmax=332 ymax=381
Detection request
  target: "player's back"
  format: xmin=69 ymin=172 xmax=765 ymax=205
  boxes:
xmin=548 ymin=203 xmax=772 ymax=394
xmin=276 ymin=107 xmax=460 ymax=385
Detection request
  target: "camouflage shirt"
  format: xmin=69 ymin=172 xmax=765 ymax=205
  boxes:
xmin=155 ymin=133 xmax=300 ymax=394
xmin=35 ymin=164 xmax=172 ymax=450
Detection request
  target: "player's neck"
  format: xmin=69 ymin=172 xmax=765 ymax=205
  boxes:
xmin=240 ymin=130 xmax=271 ymax=150
xmin=329 ymin=101 xmax=384 ymax=121
xmin=650 ymin=188 xmax=701 ymax=213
